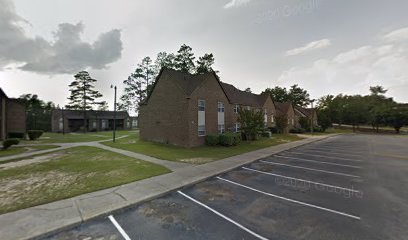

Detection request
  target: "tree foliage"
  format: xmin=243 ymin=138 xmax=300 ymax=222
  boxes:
xmin=174 ymin=44 xmax=196 ymax=73
xmin=19 ymin=94 xmax=55 ymax=131
xmin=65 ymin=71 xmax=104 ymax=110
xmin=262 ymin=85 xmax=310 ymax=107
xmin=275 ymin=114 xmax=288 ymax=134
xmin=238 ymin=109 xmax=265 ymax=141
xmin=316 ymin=86 xmax=408 ymax=133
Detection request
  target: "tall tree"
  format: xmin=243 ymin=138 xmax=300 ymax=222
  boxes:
xmin=288 ymin=84 xmax=310 ymax=107
xmin=196 ymin=53 xmax=216 ymax=74
xmin=119 ymin=57 xmax=156 ymax=115
xmin=262 ymin=86 xmax=290 ymax=103
xmin=19 ymin=94 xmax=55 ymax=131
xmin=155 ymin=52 xmax=176 ymax=70
xmin=174 ymin=44 xmax=195 ymax=73
xmin=369 ymin=85 xmax=387 ymax=96
xmin=65 ymin=71 xmax=104 ymax=110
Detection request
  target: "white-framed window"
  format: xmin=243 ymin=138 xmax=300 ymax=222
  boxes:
xmin=59 ymin=117 xmax=63 ymax=131
xmin=264 ymin=109 xmax=268 ymax=126
xmin=234 ymin=104 xmax=240 ymax=113
xmin=271 ymin=115 xmax=275 ymax=123
xmin=218 ymin=124 xmax=225 ymax=134
xmin=292 ymin=119 xmax=294 ymax=125
xmin=198 ymin=125 xmax=206 ymax=136
xmin=288 ymin=118 xmax=291 ymax=124
xmin=218 ymin=102 xmax=225 ymax=113
xmin=235 ymin=123 xmax=241 ymax=132
xmin=198 ymin=100 xmax=206 ymax=111
xmin=92 ymin=121 xmax=97 ymax=128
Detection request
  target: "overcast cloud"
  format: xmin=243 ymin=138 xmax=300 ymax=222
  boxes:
xmin=285 ymin=39 xmax=331 ymax=56
xmin=0 ymin=0 xmax=122 ymax=74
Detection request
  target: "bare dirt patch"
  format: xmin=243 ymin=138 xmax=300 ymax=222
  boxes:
xmin=0 ymin=152 xmax=66 ymax=169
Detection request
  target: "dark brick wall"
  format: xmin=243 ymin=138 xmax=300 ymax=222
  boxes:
xmin=6 ymin=100 xmax=26 ymax=135
xmin=139 ymin=74 xmax=190 ymax=147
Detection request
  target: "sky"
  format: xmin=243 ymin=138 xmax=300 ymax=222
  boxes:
xmin=1 ymin=0 xmax=408 ymax=112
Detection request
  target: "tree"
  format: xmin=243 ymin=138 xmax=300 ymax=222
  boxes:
xmin=317 ymin=110 xmax=332 ymax=132
xmin=262 ymin=86 xmax=289 ymax=103
xmin=298 ymin=117 xmax=310 ymax=130
xmin=65 ymin=71 xmax=104 ymax=110
xmin=238 ymin=109 xmax=265 ymax=140
xmin=155 ymin=52 xmax=176 ymax=70
xmin=196 ymin=53 xmax=216 ymax=74
xmin=386 ymin=104 xmax=408 ymax=133
xmin=244 ymin=88 xmax=252 ymax=93
xmin=119 ymin=57 xmax=157 ymax=115
xmin=98 ymin=101 xmax=109 ymax=111
xmin=288 ymin=84 xmax=310 ymax=107
xmin=174 ymin=44 xmax=195 ymax=73
xmin=19 ymin=94 xmax=55 ymax=131
xmin=369 ymin=85 xmax=387 ymax=96
xmin=275 ymin=114 xmax=288 ymax=133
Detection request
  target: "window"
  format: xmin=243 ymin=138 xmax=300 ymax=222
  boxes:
xmin=198 ymin=100 xmax=205 ymax=111
xmin=234 ymin=104 xmax=240 ymax=113
xmin=288 ymin=118 xmax=291 ymax=124
xmin=271 ymin=115 xmax=275 ymax=123
xmin=235 ymin=123 xmax=241 ymax=132
xmin=264 ymin=109 xmax=268 ymax=126
xmin=198 ymin=125 xmax=206 ymax=136
xmin=218 ymin=102 xmax=225 ymax=112
xmin=218 ymin=124 xmax=225 ymax=134
xmin=292 ymin=119 xmax=294 ymax=125
xmin=246 ymin=106 xmax=251 ymax=110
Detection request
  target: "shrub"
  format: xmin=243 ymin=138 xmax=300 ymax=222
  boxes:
xmin=8 ymin=132 xmax=25 ymax=139
xmin=289 ymin=128 xmax=305 ymax=134
xmin=27 ymin=130 xmax=44 ymax=140
xmin=205 ymin=134 xmax=219 ymax=146
xmin=232 ymin=133 xmax=242 ymax=145
xmin=269 ymin=127 xmax=278 ymax=134
xmin=261 ymin=131 xmax=272 ymax=138
xmin=219 ymin=132 xmax=235 ymax=146
xmin=2 ymin=138 xmax=20 ymax=149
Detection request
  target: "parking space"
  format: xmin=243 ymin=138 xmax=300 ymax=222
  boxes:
xmin=44 ymin=135 xmax=408 ymax=240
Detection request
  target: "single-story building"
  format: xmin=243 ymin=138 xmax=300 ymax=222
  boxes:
xmin=139 ymin=68 xmax=278 ymax=147
xmin=51 ymin=109 xmax=135 ymax=133
xmin=0 ymin=88 xmax=26 ymax=140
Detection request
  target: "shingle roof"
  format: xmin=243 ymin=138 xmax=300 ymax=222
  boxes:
xmin=275 ymin=102 xmax=293 ymax=115
xmin=0 ymin=88 xmax=9 ymax=99
xmin=220 ymin=82 xmax=268 ymax=108
xmin=55 ymin=109 xmax=130 ymax=119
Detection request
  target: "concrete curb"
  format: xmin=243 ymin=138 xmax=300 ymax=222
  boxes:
xmin=0 ymin=135 xmax=337 ymax=240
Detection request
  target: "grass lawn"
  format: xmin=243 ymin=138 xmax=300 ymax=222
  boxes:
xmin=20 ymin=130 xmax=134 ymax=144
xmin=103 ymin=132 xmax=304 ymax=164
xmin=0 ymin=145 xmax=59 ymax=158
xmin=0 ymin=146 xmax=170 ymax=214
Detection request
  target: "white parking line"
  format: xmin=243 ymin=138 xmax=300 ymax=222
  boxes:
xmin=108 ymin=215 xmax=132 ymax=240
xmin=242 ymin=167 xmax=361 ymax=193
xmin=283 ymin=152 xmax=363 ymax=162
xmin=178 ymin=191 xmax=269 ymax=240
xmin=305 ymin=146 xmax=368 ymax=154
xmin=259 ymin=160 xmax=361 ymax=178
xmin=274 ymin=155 xmax=362 ymax=169
xmin=217 ymin=177 xmax=361 ymax=220
xmin=300 ymin=149 xmax=366 ymax=158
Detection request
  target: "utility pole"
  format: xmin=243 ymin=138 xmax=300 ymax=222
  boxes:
xmin=310 ymin=99 xmax=315 ymax=135
xmin=111 ymin=85 xmax=117 ymax=142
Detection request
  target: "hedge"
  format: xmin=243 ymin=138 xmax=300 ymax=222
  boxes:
xmin=8 ymin=132 xmax=25 ymax=139
xmin=3 ymin=138 xmax=20 ymax=149
xmin=27 ymin=130 xmax=44 ymax=140
xmin=205 ymin=134 xmax=219 ymax=146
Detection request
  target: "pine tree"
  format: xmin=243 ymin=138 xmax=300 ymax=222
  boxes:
xmin=65 ymin=71 xmax=104 ymax=110
xmin=174 ymin=44 xmax=195 ymax=73
xmin=196 ymin=53 xmax=217 ymax=74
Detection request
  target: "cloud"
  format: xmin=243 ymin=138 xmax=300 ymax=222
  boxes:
xmin=0 ymin=0 xmax=122 ymax=74
xmin=224 ymin=0 xmax=252 ymax=9
xmin=285 ymin=39 xmax=331 ymax=56
xmin=383 ymin=27 xmax=408 ymax=42
xmin=277 ymin=28 xmax=408 ymax=102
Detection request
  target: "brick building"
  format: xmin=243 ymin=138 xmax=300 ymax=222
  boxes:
xmin=294 ymin=105 xmax=318 ymax=128
xmin=51 ymin=109 xmax=136 ymax=133
xmin=139 ymin=68 xmax=279 ymax=147
xmin=274 ymin=102 xmax=296 ymax=133
xmin=0 ymin=88 xmax=26 ymax=140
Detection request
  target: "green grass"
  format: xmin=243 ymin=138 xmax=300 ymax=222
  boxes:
xmin=103 ymin=132 xmax=304 ymax=164
xmin=0 ymin=145 xmax=59 ymax=158
xmin=0 ymin=146 xmax=170 ymax=214
xmin=21 ymin=130 xmax=134 ymax=144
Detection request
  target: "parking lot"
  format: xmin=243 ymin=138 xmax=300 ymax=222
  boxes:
xmin=43 ymin=134 xmax=408 ymax=240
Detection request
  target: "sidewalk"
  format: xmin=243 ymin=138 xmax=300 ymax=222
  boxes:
xmin=0 ymin=135 xmax=335 ymax=240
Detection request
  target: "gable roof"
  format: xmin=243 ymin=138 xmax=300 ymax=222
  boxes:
xmin=0 ymin=88 xmax=9 ymax=99
xmin=275 ymin=102 xmax=293 ymax=115
xmin=220 ymin=82 xmax=269 ymax=108
xmin=143 ymin=68 xmax=230 ymax=104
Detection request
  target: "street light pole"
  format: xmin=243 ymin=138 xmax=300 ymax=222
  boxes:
xmin=111 ymin=85 xmax=117 ymax=142
xmin=310 ymin=99 xmax=315 ymax=135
